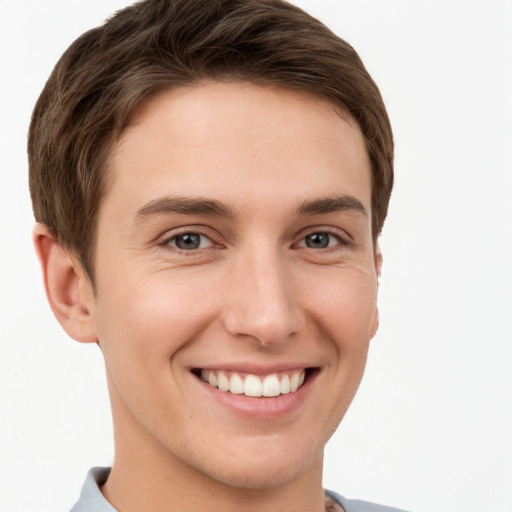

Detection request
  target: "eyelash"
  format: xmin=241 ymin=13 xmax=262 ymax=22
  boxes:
xmin=160 ymin=231 xmax=218 ymax=252
xmin=295 ymin=229 xmax=350 ymax=251
xmin=159 ymin=227 xmax=350 ymax=254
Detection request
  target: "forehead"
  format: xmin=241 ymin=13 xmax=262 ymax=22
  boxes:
xmin=104 ymin=81 xmax=371 ymax=219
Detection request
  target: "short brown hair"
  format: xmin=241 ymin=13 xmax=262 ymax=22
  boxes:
xmin=28 ymin=0 xmax=393 ymax=283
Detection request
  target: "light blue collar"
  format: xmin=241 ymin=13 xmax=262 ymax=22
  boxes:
xmin=69 ymin=466 xmax=409 ymax=512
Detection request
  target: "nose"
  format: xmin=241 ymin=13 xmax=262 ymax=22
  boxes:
xmin=222 ymin=247 xmax=302 ymax=346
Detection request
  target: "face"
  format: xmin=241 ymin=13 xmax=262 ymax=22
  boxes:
xmin=86 ymin=82 xmax=379 ymax=490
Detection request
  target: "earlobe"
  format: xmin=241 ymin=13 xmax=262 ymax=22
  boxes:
xmin=371 ymin=242 xmax=383 ymax=338
xmin=371 ymin=307 xmax=380 ymax=339
xmin=33 ymin=224 xmax=98 ymax=343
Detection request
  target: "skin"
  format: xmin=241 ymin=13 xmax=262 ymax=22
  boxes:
xmin=35 ymin=82 xmax=381 ymax=512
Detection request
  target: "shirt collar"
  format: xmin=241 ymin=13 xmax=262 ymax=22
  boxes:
xmin=69 ymin=467 xmax=117 ymax=512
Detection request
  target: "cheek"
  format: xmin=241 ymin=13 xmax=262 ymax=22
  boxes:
xmin=304 ymin=269 xmax=378 ymax=342
xmin=92 ymin=276 xmax=201 ymax=422
xmin=94 ymin=272 xmax=217 ymax=366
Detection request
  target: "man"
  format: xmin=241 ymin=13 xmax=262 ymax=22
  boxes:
xmin=29 ymin=0 xmax=401 ymax=510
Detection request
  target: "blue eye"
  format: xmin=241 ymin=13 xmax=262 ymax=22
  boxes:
xmin=301 ymin=232 xmax=342 ymax=249
xmin=167 ymin=233 xmax=213 ymax=250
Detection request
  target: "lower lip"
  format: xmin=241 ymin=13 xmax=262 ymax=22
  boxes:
xmin=194 ymin=371 xmax=317 ymax=420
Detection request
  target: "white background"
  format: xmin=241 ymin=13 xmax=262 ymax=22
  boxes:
xmin=1 ymin=1 xmax=511 ymax=511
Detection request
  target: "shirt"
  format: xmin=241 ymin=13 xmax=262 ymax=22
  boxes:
xmin=70 ymin=467 xmax=410 ymax=512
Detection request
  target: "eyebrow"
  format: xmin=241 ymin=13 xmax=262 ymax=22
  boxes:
xmin=133 ymin=193 xmax=367 ymax=224
xmin=134 ymin=196 xmax=237 ymax=223
xmin=296 ymin=195 xmax=368 ymax=217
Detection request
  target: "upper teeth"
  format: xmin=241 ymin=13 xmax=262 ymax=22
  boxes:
xmin=200 ymin=369 xmax=306 ymax=397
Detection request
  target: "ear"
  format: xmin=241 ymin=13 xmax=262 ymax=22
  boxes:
xmin=374 ymin=242 xmax=383 ymax=279
xmin=371 ymin=242 xmax=383 ymax=338
xmin=33 ymin=224 xmax=98 ymax=343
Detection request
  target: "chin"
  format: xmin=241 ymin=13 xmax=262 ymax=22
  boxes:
xmin=190 ymin=437 xmax=324 ymax=491
xmin=204 ymin=460 xmax=314 ymax=491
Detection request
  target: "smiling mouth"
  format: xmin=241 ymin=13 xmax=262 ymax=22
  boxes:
xmin=193 ymin=368 xmax=314 ymax=397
